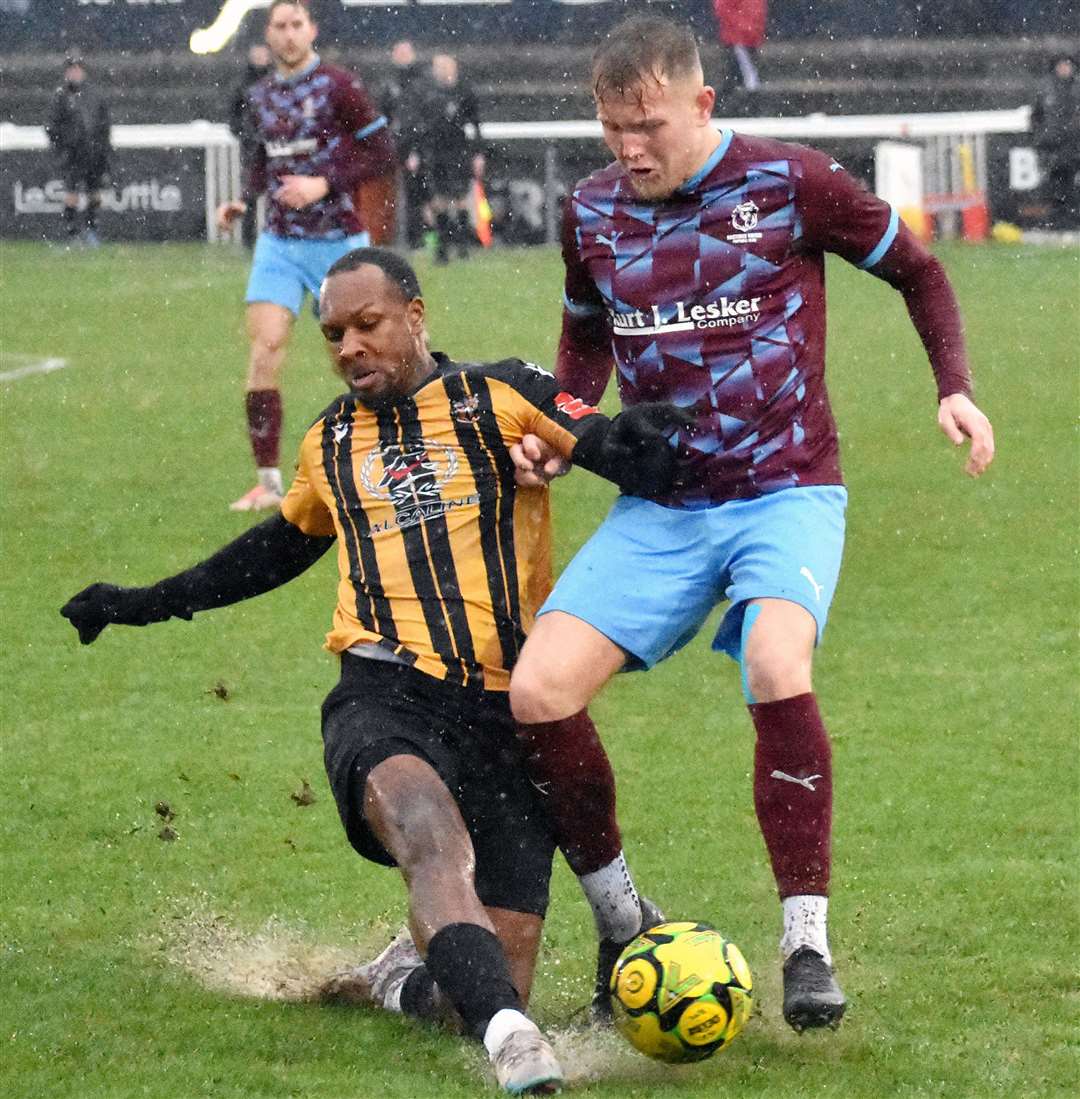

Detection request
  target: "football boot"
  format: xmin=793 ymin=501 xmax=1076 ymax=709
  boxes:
xmin=590 ymin=896 xmax=666 ymax=1025
xmin=490 ymin=1024 xmax=563 ymax=1095
xmin=320 ymin=926 xmax=422 ymax=1008
xmin=782 ymin=946 xmax=847 ymax=1031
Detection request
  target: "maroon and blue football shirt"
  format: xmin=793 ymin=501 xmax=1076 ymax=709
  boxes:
xmin=560 ymin=130 xmax=972 ymax=507
xmin=244 ymin=57 xmax=396 ymax=240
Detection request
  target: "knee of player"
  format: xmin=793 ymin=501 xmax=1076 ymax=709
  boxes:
xmin=366 ymin=763 xmax=466 ymax=863
xmin=742 ymin=650 xmax=813 ymax=703
xmin=508 ymin=665 xmax=577 ymax=725
xmin=250 ymin=328 xmax=289 ymax=358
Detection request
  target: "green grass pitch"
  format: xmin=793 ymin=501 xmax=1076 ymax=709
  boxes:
xmin=1 ymin=239 xmax=1077 ymax=1097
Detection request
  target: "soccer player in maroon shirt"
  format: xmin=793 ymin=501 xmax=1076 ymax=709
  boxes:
xmin=217 ymin=1 xmax=395 ymax=512
xmin=509 ymin=15 xmax=995 ymax=1031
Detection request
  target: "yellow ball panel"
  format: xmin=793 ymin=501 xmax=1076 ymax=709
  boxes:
xmin=615 ymin=1009 xmax=689 ymax=1063
xmin=652 ymin=932 xmax=728 ymax=1010
xmin=725 ymin=940 xmax=753 ymax=992
xmin=615 ymin=957 xmax=658 ymax=1011
xmin=650 ymin=921 xmax=701 ymax=936
xmin=677 ymin=998 xmax=730 ymax=1047
xmin=724 ymin=986 xmax=754 ymax=1041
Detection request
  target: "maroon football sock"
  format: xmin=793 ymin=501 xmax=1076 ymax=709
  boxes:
xmin=750 ymin=693 xmax=833 ymax=898
xmin=245 ymin=389 xmax=282 ymax=469
xmin=515 ymin=710 xmax=622 ymax=876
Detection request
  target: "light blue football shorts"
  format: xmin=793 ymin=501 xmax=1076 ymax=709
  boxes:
xmin=245 ymin=231 xmax=371 ymax=316
xmin=539 ymin=485 xmax=848 ymax=670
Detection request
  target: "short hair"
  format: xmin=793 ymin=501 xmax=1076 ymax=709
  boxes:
xmin=591 ymin=15 xmax=701 ymax=102
xmin=268 ymin=0 xmax=313 ymax=21
xmin=325 ymin=247 xmax=422 ymax=302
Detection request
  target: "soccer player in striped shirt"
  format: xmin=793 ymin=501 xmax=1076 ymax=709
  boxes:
xmin=217 ymin=1 xmax=395 ymax=513
xmin=509 ymin=14 xmax=995 ymax=1032
xmin=61 ymin=248 xmax=686 ymax=1094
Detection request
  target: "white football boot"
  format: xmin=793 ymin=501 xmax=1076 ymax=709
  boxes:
xmin=488 ymin=1019 xmax=563 ymax=1095
xmin=320 ymin=926 xmax=422 ymax=1009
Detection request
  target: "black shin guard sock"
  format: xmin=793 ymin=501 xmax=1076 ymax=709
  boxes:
xmin=62 ymin=206 xmax=77 ymax=236
xmin=400 ymin=965 xmax=439 ymax=1021
xmin=424 ymin=923 xmax=522 ymax=1040
xmin=86 ymin=199 xmax=100 ymax=231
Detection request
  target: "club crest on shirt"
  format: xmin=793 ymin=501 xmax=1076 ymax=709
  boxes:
xmin=362 ymin=440 xmax=457 ymax=504
xmin=728 ymin=199 xmax=763 ymax=244
xmin=361 ymin=440 xmax=478 ymax=533
xmin=451 ymin=395 xmax=482 ymax=423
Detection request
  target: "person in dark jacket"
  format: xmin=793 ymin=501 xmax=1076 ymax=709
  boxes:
xmin=45 ymin=54 xmax=111 ymax=246
xmin=380 ymin=39 xmax=433 ymax=248
xmin=417 ymin=53 xmax=484 ymax=264
xmin=1032 ymin=56 xmax=1080 ymax=229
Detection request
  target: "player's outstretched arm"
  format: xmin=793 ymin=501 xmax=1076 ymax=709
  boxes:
xmin=61 ymin=514 xmax=335 ymax=645
xmin=938 ymin=393 xmax=995 ymax=478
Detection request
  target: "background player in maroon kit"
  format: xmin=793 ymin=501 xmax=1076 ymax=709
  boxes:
xmin=217 ymin=1 xmax=395 ymax=512
xmin=509 ymin=14 xmax=995 ymax=1031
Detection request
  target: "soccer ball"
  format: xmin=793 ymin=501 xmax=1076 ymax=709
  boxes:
xmin=610 ymin=921 xmax=753 ymax=1063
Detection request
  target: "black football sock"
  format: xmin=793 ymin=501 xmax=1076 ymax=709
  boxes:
xmin=400 ymin=965 xmax=440 ymax=1020
xmin=424 ymin=923 xmax=522 ymax=1040
xmin=85 ymin=198 xmax=100 ymax=232
xmin=62 ymin=205 xmax=78 ymax=237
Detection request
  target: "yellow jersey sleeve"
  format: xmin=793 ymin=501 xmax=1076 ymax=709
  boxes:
xmin=281 ymin=430 xmax=337 ymax=537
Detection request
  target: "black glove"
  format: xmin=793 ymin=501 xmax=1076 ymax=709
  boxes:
xmin=573 ymin=401 xmax=694 ymax=497
xmin=60 ymin=582 xmax=186 ymax=646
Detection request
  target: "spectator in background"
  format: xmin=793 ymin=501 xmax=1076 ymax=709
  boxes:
xmin=1032 ymin=56 xmax=1080 ymax=229
xmin=46 ymin=54 xmax=111 ymax=247
xmin=380 ymin=39 xmax=432 ymax=249
xmin=418 ymin=53 xmax=484 ymax=265
xmin=712 ymin=0 xmax=766 ymax=92
xmin=228 ymin=43 xmax=273 ymax=249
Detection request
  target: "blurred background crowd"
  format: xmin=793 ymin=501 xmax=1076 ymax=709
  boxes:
xmin=1 ymin=0 xmax=1077 ymax=245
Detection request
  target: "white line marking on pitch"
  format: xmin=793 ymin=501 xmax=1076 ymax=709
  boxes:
xmin=0 ymin=357 xmax=69 ymax=383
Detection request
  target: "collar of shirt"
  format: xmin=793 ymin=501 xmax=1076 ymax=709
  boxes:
xmin=274 ymin=54 xmax=321 ymax=87
xmin=675 ymin=128 xmax=735 ymax=195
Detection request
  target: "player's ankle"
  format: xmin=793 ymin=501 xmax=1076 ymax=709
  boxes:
xmin=580 ymin=851 xmax=642 ymax=942
xmin=780 ymin=894 xmax=831 ymax=964
xmin=256 ymin=466 xmax=283 ymax=495
xmin=482 ymin=1008 xmax=537 ymax=1056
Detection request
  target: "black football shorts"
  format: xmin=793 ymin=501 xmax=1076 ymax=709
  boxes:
xmin=321 ymin=653 xmax=556 ymax=917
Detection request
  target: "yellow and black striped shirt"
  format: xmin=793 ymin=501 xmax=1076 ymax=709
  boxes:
xmin=282 ymin=353 xmax=603 ymax=691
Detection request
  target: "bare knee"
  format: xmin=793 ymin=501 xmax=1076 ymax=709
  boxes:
xmin=509 ymin=613 xmax=624 ymax=724
xmin=363 ymin=757 xmax=481 ymax=906
xmin=745 ymin=652 xmax=813 ymax=702
xmin=245 ymin=305 xmax=292 ymax=389
xmin=742 ymin=599 xmax=816 ymax=703
xmin=509 ymin=658 xmax=577 ymax=724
